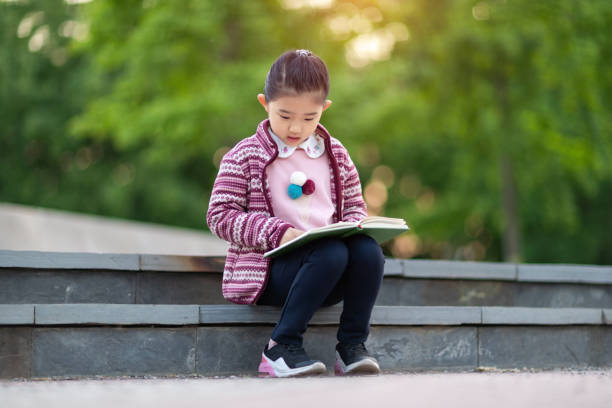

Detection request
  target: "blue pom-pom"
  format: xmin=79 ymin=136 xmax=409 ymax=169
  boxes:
xmin=287 ymin=184 xmax=302 ymax=199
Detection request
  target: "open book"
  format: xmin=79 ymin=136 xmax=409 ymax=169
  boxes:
xmin=263 ymin=216 xmax=409 ymax=258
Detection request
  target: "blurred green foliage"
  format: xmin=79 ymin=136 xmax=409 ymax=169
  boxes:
xmin=1 ymin=0 xmax=611 ymax=263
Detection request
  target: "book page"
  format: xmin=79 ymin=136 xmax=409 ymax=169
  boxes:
xmin=307 ymin=221 xmax=356 ymax=233
xmin=342 ymin=224 xmax=409 ymax=243
xmin=358 ymin=216 xmax=407 ymax=226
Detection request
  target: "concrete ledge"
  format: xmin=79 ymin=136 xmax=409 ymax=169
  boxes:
xmin=518 ymin=264 xmax=612 ymax=284
xmin=479 ymin=326 xmax=612 ymax=369
xmin=370 ymin=306 xmax=482 ymax=325
xmin=200 ymin=305 xmax=282 ymax=324
xmin=0 ymin=327 xmax=31 ymax=378
xmin=0 ymin=250 xmax=139 ymax=271
xmin=2 ymin=310 xmax=611 ymax=378
xmin=3 ymin=269 xmax=610 ymax=308
xmin=0 ymin=269 xmax=137 ymax=304
xmin=197 ymin=305 xmax=363 ymax=325
xmin=382 ymin=258 xmax=404 ymax=276
xmin=482 ymin=307 xmax=604 ymax=325
xmin=603 ymin=309 xmax=612 ymax=325
xmin=198 ymin=305 xmax=484 ymax=326
xmin=0 ymin=250 xmax=223 ymax=273
xmin=7 ymin=325 xmax=611 ymax=378
xmin=2 ymin=304 xmax=611 ymax=327
xmin=0 ymin=304 xmax=34 ymax=325
xmin=33 ymin=327 xmax=196 ymax=377
xmin=198 ymin=305 xmax=482 ymax=326
xmin=139 ymin=255 xmax=225 ymax=272
xmin=2 ymin=250 xmax=612 ymax=285
xmin=196 ymin=326 xmax=479 ymax=374
xmin=35 ymin=304 xmax=200 ymax=325
xmin=397 ymin=260 xmax=517 ymax=281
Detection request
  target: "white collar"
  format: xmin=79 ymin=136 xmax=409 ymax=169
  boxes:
xmin=268 ymin=127 xmax=326 ymax=159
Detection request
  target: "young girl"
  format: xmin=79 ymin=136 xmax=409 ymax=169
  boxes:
xmin=207 ymin=49 xmax=385 ymax=377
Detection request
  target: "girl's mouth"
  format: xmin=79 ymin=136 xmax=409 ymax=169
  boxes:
xmin=287 ymin=136 xmax=301 ymax=142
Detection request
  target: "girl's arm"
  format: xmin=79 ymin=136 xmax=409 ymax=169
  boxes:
xmin=341 ymin=153 xmax=368 ymax=223
xmin=206 ymin=154 xmax=292 ymax=251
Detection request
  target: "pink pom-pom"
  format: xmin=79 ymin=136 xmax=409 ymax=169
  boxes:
xmin=302 ymin=179 xmax=316 ymax=195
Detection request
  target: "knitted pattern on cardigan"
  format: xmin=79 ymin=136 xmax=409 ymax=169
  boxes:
xmin=206 ymin=119 xmax=368 ymax=304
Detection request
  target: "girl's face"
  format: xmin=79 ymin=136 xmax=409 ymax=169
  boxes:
xmin=257 ymin=92 xmax=332 ymax=147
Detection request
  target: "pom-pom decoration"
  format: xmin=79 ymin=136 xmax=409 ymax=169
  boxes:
xmin=302 ymin=179 xmax=315 ymax=195
xmin=287 ymin=172 xmax=315 ymax=199
xmin=290 ymin=171 xmax=307 ymax=186
xmin=287 ymin=184 xmax=303 ymax=199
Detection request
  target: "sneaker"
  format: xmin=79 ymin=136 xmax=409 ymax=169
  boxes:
xmin=258 ymin=343 xmax=326 ymax=378
xmin=334 ymin=342 xmax=381 ymax=376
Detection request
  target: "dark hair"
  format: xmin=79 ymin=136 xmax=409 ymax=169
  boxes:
xmin=264 ymin=49 xmax=330 ymax=103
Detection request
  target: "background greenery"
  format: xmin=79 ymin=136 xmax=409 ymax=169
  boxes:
xmin=2 ymin=0 xmax=611 ymax=263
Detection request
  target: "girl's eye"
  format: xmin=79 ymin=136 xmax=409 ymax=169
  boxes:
xmin=304 ymin=118 xmax=314 ymax=121
xmin=280 ymin=115 xmax=290 ymax=120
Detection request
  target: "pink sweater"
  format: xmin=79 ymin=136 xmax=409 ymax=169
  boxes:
xmin=267 ymin=148 xmax=334 ymax=231
xmin=206 ymin=119 xmax=368 ymax=304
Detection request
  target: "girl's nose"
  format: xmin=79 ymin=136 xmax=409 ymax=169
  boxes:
xmin=289 ymin=121 xmax=301 ymax=133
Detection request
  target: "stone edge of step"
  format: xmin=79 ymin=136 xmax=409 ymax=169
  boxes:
xmin=1 ymin=304 xmax=610 ymax=326
xmin=2 ymin=250 xmax=612 ymax=285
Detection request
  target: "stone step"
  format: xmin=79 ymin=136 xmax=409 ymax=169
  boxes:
xmin=2 ymin=304 xmax=611 ymax=326
xmin=1 ymin=303 xmax=611 ymax=379
xmin=2 ymin=250 xmax=611 ymax=308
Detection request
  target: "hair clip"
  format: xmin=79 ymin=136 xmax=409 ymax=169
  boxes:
xmin=296 ymin=49 xmax=311 ymax=57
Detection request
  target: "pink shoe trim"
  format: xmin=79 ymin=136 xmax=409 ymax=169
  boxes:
xmin=334 ymin=359 xmax=345 ymax=376
xmin=258 ymin=354 xmax=277 ymax=378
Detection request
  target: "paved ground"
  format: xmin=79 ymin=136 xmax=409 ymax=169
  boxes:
xmin=0 ymin=202 xmax=228 ymax=255
xmin=2 ymin=370 xmax=612 ymax=408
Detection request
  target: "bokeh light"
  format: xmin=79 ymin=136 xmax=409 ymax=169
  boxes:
xmin=371 ymin=165 xmax=395 ymax=188
xmin=283 ymin=0 xmax=333 ymax=9
xmin=415 ymin=189 xmax=435 ymax=212
xmin=364 ymin=180 xmax=388 ymax=213
xmin=392 ymin=235 xmax=421 ymax=258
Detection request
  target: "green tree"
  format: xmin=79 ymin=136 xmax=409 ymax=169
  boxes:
xmin=69 ymin=0 xmax=348 ymax=227
xmin=3 ymin=0 xmax=610 ymax=264
xmin=330 ymin=0 xmax=612 ymax=263
xmin=1 ymin=0 xmax=105 ymax=213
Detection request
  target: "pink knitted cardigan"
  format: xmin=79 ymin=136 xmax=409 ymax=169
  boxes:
xmin=206 ymin=119 xmax=367 ymax=304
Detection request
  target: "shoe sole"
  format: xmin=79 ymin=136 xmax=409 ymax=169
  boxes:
xmin=258 ymin=353 xmax=326 ymax=378
xmin=334 ymin=351 xmax=381 ymax=376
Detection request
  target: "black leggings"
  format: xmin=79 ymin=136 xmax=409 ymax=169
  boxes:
xmin=256 ymin=234 xmax=385 ymax=346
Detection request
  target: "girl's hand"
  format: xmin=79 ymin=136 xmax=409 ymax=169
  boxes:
xmin=280 ymin=227 xmax=305 ymax=246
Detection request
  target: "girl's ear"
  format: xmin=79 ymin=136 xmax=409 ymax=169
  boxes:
xmin=322 ymin=99 xmax=332 ymax=111
xmin=257 ymin=93 xmax=269 ymax=112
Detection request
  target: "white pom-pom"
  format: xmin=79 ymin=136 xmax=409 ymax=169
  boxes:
xmin=290 ymin=171 xmax=307 ymax=186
